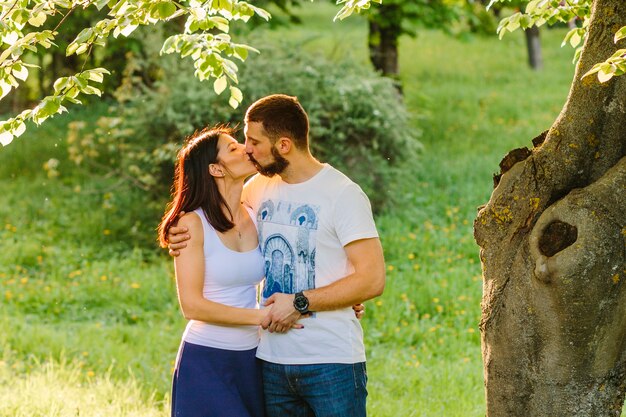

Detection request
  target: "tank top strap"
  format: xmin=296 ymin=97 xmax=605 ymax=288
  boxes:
xmin=192 ymin=207 xmax=219 ymax=251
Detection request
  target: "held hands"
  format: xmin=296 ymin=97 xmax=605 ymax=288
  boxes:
xmin=259 ymin=302 xmax=304 ymax=333
xmin=260 ymin=295 xmax=366 ymax=333
xmin=262 ymin=293 xmax=303 ymax=333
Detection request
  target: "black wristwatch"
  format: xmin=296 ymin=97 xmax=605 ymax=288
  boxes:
xmin=293 ymin=291 xmax=310 ymax=314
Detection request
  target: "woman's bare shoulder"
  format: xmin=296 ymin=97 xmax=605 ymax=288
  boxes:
xmin=177 ymin=211 xmax=204 ymax=237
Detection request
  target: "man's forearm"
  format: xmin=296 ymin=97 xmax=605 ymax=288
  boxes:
xmin=305 ymin=270 xmax=385 ymax=312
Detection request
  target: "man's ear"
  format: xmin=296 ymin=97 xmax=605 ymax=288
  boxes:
xmin=275 ymin=137 xmax=292 ymax=155
xmin=209 ymin=163 xmax=225 ymax=177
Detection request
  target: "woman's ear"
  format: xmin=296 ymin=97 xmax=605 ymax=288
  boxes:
xmin=209 ymin=163 xmax=225 ymax=178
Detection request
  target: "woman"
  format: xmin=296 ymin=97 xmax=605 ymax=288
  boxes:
xmin=158 ymin=126 xmax=279 ymax=417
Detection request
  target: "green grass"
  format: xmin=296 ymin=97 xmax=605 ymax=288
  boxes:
xmin=0 ymin=3 xmax=581 ymax=416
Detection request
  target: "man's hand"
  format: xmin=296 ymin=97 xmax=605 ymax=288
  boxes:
xmin=166 ymin=210 xmax=190 ymax=257
xmin=168 ymin=227 xmax=190 ymax=257
xmin=262 ymin=293 xmax=301 ymax=333
xmin=353 ymin=303 xmax=365 ymax=320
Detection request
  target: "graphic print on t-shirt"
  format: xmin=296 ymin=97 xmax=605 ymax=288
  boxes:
xmin=256 ymin=199 xmax=319 ymax=302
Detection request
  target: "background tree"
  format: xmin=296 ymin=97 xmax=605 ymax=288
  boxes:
xmin=475 ymin=0 xmax=625 ymax=415
xmin=256 ymin=0 xmax=468 ymax=81
xmin=523 ymin=24 xmax=542 ymax=69
xmin=364 ymin=0 xmax=461 ymax=78
xmin=494 ymin=0 xmax=544 ymax=70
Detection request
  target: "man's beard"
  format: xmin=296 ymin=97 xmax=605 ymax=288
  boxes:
xmin=249 ymin=147 xmax=289 ymax=177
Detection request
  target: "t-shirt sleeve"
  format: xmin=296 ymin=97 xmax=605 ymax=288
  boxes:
xmin=333 ymin=183 xmax=379 ymax=247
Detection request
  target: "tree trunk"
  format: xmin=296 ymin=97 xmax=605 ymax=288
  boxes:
xmin=367 ymin=5 xmax=400 ymax=77
xmin=525 ymin=26 xmax=543 ymax=70
xmin=474 ymin=0 xmax=626 ymax=416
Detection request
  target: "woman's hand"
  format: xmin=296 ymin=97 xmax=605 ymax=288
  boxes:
xmin=259 ymin=304 xmax=304 ymax=332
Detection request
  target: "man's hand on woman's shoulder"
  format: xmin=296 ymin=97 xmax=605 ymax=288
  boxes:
xmin=168 ymin=211 xmax=192 ymax=256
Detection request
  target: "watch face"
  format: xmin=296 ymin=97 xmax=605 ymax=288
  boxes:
xmin=294 ymin=294 xmax=309 ymax=311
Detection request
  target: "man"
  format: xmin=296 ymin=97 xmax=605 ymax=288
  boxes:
xmin=169 ymin=94 xmax=385 ymax=416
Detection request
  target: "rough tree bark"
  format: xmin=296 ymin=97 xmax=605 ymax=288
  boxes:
xmin=474 ymin=0 xmax=626 ymax=416
xmin=525 ymin=26 xmax=543 ymax=70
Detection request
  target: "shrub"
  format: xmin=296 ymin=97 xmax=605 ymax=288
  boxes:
xmin=67 ymin=35 xmax=421 ymax=213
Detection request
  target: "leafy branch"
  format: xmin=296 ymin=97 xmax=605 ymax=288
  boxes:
xmin=0 ymin=0 xmax=377 ymax=146
xmin=488 ymin=0 xmax=625 ymax=83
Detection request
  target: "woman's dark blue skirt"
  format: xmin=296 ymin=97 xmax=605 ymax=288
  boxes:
xmin=171 ymin=341 xmax=265 ymax=417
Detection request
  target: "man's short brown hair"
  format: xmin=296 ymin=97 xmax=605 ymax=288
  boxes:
xmin=245 ymin=94 xmax=309 ymax=150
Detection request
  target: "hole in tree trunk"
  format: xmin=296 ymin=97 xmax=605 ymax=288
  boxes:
xmin=538 ymin=221 xmax=578 ymax=257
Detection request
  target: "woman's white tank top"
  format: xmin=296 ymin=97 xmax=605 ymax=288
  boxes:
xmin=181 ymin=207 xmax=265 ymax=350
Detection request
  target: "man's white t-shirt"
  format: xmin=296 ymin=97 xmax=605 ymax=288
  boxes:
xmin=242 ymin=164 xmax=379 ymax=364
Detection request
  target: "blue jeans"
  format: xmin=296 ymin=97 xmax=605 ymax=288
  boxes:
xmin=261 ymin=361 xmax=368 ymax=417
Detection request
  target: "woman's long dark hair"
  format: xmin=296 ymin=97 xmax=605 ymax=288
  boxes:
xmin=158 ymin=126 xmax=236 ymax=247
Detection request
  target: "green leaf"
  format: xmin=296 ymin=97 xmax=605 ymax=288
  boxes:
xmin=66 ymin=42 xmax=79 ymax=56
xmin=609 ymin=48 xmax=626 ymax=59
xmin=74 ymin=28 xmax=93 ymax=45
xmin=73 ymin=76 xmax=88 ymax=90
xmin=161 ymin=36 xmax=176 ymax=54
xmin=85 ymin=70 xmax=108 ymax=83
xmin=222 ymin=59 xmax=238 ymax=83
xmin=486 ymin=0 xmax=500 ymax=10
xmin=28 ymin=12 xmax=48 ymax=27
xmin=14 ymin=122 xmax=26 ymax=138
xmin=334 ymin=5 xmax=352 ymax=21
xmin=213 ymin=76 xmax=227 ymax=95
xmin=0 ymin=130 xmax=14 ymax=146
xmin=95 ymin=0 xmax=110 ymax=10
xmin=120 ymin=24 xmax=139 ymax=37
xmin=507 ymin=14 xmax=521 ymax=32
xmin=11 ymin=9 xmax=30 ymax=25
xmin=53 ymin=77 xmax=70 ymax=93
xmin=12 ymin=64 xmax=28 ymax=81
xmin=2 ymin=31 xmax=19 ymax=45
xmin=597 ymin=63 xmax=615 ymax=83
xmin=247 ymin=4 xmax=271 ymax=21
xmin=75 ymin=44 xmax=89 ymax=55
xmin=152 ymin=2 xmax=177 ymax=20
xmin=180 ymin=43 xmax=195 ymax=58
xmin=0 ymin=80 xmax=11 ymax=100
xmin=229 ymin=86 xmax=242 ymax=102
xmin=613 ymin=26 xmax=626 ymax=43
xmin=188 ymin=20 xmax=200 ymax=33
xmin=228 ymin=96 xmax=239 ymax=109
xmin=233 ymin=45 xmax=248 ymax=61
xmin=66 ymin=87 xmax=80 ymax=99
xmin=525 ymin=0 xmax=540 ymax=14
xmin=82 ymin=85 xmax=102 ymax=96
xmin=6 ymin=74 xmax=18 ymax=88
xmin=65 ymin=96 xmax=82 ymax=104
xmin=210 ymin=16 xmax=230 ymax=33
xmin=572 ymin=47 xmax=583 ymax=64
xmin=581 ymin=62 xmax=602 ymax=79
xmin=597 ymin=70 xmax=614 ymax=83
xmin=37 ymin=99 xmax=61 ymax=121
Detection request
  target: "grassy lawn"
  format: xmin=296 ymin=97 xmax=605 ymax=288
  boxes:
xmin=0 ymin=4 xmax=580 ymax=416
